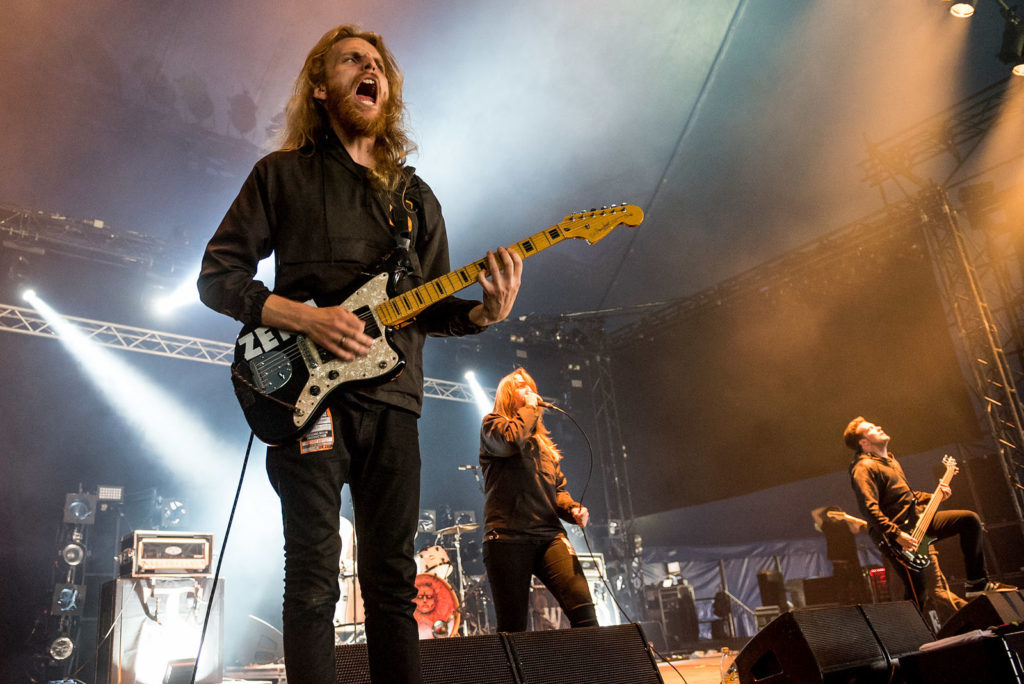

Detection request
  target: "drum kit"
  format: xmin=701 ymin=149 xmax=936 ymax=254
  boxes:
xmin=333 ymin=516 xmax=493 ymax=643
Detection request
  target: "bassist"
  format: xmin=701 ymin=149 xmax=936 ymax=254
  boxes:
xmin=843 ymin=417 xmax=1013 ymax=612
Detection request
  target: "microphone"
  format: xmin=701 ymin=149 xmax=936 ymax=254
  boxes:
xmin=457 ymin=464 xmax=479 ymax=471
xmin=537 ymin=400 xmax=557 ymax=409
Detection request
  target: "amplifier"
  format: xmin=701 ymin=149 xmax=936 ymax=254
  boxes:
xmin=578 ymin=553 xmax=606 ymax=579
xmin=119 ymin=530 xmax=214 ymax=577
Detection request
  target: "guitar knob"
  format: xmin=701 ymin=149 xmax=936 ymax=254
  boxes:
xmin=328 ymin=370 xmax=339 ymax=380
xmin=378 ymin=361 xmax=388 ymax=369
xmin=310 ymin=385 xmax=321 ymax=396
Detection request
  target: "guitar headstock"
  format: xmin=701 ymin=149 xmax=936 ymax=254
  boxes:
xmin=558 ymin=204 xmax=644 ymax=244
xmin=942 ymin=454 xmax=959 ymax=475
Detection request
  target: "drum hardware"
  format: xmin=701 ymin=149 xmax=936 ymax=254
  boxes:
xmin=430 ymin=521 xmax=483 ymax=635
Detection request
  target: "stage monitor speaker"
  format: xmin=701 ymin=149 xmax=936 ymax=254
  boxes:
xmin=936 ymin=590 xmax=1024 ymax=639
xmin=506 ymin=623 xmax=661 ymax=683
xmin=735 ymin=602 xmax=933 ymax=684
xmin=334 ymin=624 xmax=659 ymax=684
xmin=335 ymin=633 xmax=517 ymax=684
xmin=96 ymin=577 xmax=224 ymax=684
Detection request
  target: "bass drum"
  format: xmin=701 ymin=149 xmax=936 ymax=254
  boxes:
xmin=413 ymin=573 xmax=460 ymax=639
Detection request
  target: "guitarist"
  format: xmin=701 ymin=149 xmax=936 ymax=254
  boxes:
xmin=843 ymin=417 xmax=1014 ymax=613
xmin=198 ymin=25 xmax=522 ymax=684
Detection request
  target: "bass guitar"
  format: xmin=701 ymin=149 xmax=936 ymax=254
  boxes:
xmin=880 ymin=454 xmax=958 ymax=571
xmin=231 ymin=204 xmax=644 ymax=444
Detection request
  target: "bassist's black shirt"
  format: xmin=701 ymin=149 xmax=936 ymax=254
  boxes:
xmin=198 ymin=131 xmax=484 ymax=415
xmin=849 ymin=452 xmax=933 ymax=547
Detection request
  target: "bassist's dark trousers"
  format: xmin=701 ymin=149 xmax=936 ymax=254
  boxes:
xmin=883 ymin=509 xmax=983 ymax=608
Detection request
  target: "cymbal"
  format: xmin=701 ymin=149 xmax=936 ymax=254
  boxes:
xmin=435 ymin=522 xmax=479 ymax=536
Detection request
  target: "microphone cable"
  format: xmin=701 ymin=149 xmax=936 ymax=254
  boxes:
xmin=545 ymin=403 xmax=690 ymax=683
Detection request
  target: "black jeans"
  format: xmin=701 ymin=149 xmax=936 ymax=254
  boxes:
xmin=887 ymin=508 xmax=985 ymax=606
xmin=483 ymin=536 xmax=598 ymax=633
xmin=266 ymin=395 xmax=422 ymax=684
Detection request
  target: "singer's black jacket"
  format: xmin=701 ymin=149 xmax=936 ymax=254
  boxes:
xmin=479 ymin=405 xmax=579 ymax=541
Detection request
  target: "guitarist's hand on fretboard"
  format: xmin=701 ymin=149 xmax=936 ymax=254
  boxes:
xmin=938 ymin=482 xmax=952 ymax=501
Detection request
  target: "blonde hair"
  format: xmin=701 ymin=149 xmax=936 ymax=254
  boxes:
xmin=278 ymin=24 xmax=416 ymax=191
xmin=493 ymin=368 xmax=562 ymax=461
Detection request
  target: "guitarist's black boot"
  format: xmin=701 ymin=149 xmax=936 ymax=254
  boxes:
xmin=965 ymin=579 xmax=1017 ymax=599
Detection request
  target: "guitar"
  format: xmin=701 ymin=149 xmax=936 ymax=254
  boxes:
xmin=231 ymin=204 xmax=645 ymax=444
xmin=879 ymin=455 xmax=958 ymax=571
xmin=825 ymin=510 xmax=867 ymax=534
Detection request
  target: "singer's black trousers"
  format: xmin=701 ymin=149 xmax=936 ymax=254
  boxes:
xmin=483 ymin=535 xmax=598 ymax=632
xmin=266 ymin=395 xmax=422 ymax=684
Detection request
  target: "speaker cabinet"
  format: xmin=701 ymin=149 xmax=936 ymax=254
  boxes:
xmin=507 ymin=624 xmax=661 ymax=683
xmin=96 ymin=577 xmax=224 ymax=684
xmin=735 ymin=602 xmax=933 ymax=684
xmin=334 ymin=624 xmax=660 ymax=683
xmin=899 ymin=630 xmax=1024 ymax=684
xmin=936 ymin=590 xmax=1024 ymax=639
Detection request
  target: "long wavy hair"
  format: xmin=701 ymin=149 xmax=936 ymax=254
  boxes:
xmin=278 ymin=24 xmax=416 ymax=192
xmin=493 ymin=368 xmax=562 ymax=461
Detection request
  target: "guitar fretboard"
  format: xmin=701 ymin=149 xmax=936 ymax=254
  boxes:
xmin=375 ymin=223 xmax=568 ymax=327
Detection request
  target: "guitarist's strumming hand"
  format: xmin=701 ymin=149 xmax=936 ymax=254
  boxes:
xmin=896 ymin=531 xmax=919 ymax=552
xmin=261 ymin=294 xmax=375 ymax=362
xmin=469 ymin=247 xmax=523 ymax=327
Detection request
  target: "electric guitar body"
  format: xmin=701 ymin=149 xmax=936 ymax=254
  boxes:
xmin=230 ymin=205 xmax=645 ymax=444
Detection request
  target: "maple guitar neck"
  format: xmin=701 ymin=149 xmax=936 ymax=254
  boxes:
xmin=375 ymin=205 xmax=641 ymax=328
xmin=910 ymin=458 xmax=958 ymax=541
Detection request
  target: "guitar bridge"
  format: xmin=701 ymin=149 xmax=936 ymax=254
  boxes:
xmin=297 ymin=335 xmax=322 ymax=369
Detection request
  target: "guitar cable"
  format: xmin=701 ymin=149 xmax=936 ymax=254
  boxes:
xmin=187 ymin=430 xmax=256 ymax=684
xmin=546 ymin=404 xmax=690 ymax=684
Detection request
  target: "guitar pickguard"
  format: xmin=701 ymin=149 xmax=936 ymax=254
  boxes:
xmin=290 ymin=273 xmax=401 ymax=427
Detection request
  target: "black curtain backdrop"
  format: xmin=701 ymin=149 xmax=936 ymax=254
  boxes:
xmin=613 ymin=222 xmax=981 ymax=516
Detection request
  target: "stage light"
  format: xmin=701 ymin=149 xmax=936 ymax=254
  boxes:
xmin=151 ymin=277 xmax=200 ymax=317
xmin=21 ymin=287 xmax=36 ymax=302
xmin=61 ymin=542 xmax=86 ymax=566
xmin=48 ymin=635 xmax=75 ymax=661
xmin=97 ymin=484 xmax=124 ymax=502
xmin=950 ymin=0 xmax=976 ymax=18
xmin=63 ymin=492 xmax=97 ymax=525
xmin=26 ymin=294 xmax=237 ymax=486
xmin=463 ymin=370 xmax=493 ymax=416
xmin=52 ymin=584 xmax=86 ymax=615
xmin=999 ymin=8 xmax=1024 ymax=76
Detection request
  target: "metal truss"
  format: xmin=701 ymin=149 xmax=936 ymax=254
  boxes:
xmin=858 ymin=77 xmax=1022 ymax=194
xmin=0 ymin=303 xmax=478 ymax=403
xmin=916 ymin=187 xmax=1024 ymax=520
xmin=856 ymin=75 xmax=1024 ymax=527
xmin=0 ymin=202 xmax=192 ymax=274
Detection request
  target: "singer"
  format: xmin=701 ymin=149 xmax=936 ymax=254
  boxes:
xmin=478 ymin=368 xmax=598 ymax=631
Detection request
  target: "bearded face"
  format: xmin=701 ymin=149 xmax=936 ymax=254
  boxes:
xmin=315 ymin=36 xmax=391 ymax=142
xmin=324 ymin=80 xmax=387 ymax=139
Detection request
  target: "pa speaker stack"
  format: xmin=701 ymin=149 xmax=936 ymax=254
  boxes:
xmin=334 ymin=623 xmax=662 ymax=683
xmin=734 ymin=601 xmax=932 ymax=684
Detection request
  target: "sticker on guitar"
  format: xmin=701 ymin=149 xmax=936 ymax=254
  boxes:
xmin=230 ymin=205 xmax=645 ymax=445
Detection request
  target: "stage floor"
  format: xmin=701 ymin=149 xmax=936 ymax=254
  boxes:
xmin=657 ymin=650 xmax=738 ymax=684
